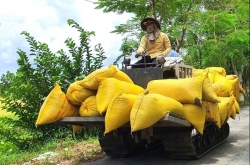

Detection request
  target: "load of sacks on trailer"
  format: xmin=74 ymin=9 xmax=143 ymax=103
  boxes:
xmin=35 ymin=64 xmax=246 ymax=135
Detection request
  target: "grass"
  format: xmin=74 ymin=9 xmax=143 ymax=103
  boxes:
xmin=0 ymin=138 xmax=104 ymax=165
xmin=0 ymin=98 xmax=105 ymax=165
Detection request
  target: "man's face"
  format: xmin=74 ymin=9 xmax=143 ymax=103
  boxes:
xmin=145 ymin=21 xmax=155 ymax=33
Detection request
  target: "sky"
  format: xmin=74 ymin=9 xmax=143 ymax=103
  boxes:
xmin=0 ymin=0 xmax=134 ymax=76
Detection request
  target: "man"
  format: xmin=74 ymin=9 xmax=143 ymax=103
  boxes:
xmin=132 ymin=17 xmax=171 ymax=68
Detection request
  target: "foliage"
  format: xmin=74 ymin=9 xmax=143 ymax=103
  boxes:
xmin=0 ymin=19 xmax=106 ymax=150
xmin=113 ymin=37 xmax=139 ymax=66
xmin=0 ymin=117 xmax=19 ymax=155
xmin=94 ymin=0 xmax=250 ymax=93
xmin=0 ymin=117 xmax=32 ymax=152
xmin=74 ymin=126 xmax=101 ymax=140
xmin=0 ymin=72 xmax=15 ymax=97
xmin=0 ymin=137 xmax=101 ymax=165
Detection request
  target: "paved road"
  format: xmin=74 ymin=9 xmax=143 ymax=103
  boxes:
xmin=83 ymin=106 xmax=249 ymax=165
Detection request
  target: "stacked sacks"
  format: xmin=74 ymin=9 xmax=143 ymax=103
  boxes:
xmin=194 ymin=67 xmax=243 ymax=127
xmin=147 ymin=71 xmax=208 ymax=134
xmin=99 ymin=66 xmax=242 ymax=134
xmin=208 ymin=67 xmax=243 ymax=118
xmin=35 ymin=65 xmax=136 ymax=129
xmin=78 ymin=65 xmax=142 ymax=133
xmin=192 ymin=68 xmax=221 ymax=131
xmin=68 ymin=64 xmax=135 ymax=113
xmin=36 ymin=64 xmax=244 ymax=136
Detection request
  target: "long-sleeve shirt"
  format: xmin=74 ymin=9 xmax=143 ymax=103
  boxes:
xmin=137 ymin=32 xmax=171 ymax=58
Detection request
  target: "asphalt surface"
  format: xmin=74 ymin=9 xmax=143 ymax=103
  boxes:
xmin=83 ymin=106 xmax=249 ymax=165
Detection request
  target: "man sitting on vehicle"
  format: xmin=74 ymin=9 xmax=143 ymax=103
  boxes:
xmin=132 ymin=17 xmax=172 ymax=68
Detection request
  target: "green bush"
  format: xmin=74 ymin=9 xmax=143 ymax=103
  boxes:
xmin=0 ymin=118 xmax=18 ymax=154
xmin=0 ymin=140 xmax=18 ymax=155
xmin=0 ymin=19 xmax=107 ymax=150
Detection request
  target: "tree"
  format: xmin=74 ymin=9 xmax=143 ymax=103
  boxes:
xmin=0 ymin=71 xmax=15 ymax=97
xmin=113 ymin=37 xmax=139 ymax=66
xmin=0 ymin=19 xmax=106 ymax=149
xmin=94 ymin=0 xmax=249 ymax=97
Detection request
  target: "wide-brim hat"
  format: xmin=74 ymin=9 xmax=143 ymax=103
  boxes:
xmin=141 ymin=17 xmax=161 ymax=31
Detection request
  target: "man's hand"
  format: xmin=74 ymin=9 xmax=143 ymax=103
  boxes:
xmin=135 ymin=52 xmax=143 ymax=58
xmin=156 ymin=55 xmax=166 ymax=65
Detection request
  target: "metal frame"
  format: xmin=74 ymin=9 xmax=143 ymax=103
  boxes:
xmin=174 ymin=64 xmax=193 ymax=78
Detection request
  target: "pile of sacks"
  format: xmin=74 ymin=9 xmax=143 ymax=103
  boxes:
xmin=35 ymin=64 xmax=245 ymax=135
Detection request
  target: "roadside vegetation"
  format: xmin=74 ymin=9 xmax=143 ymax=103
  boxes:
xmin=0 ymin=1 xmax=249 ymax=165
xmin=0 ymin=100 xmax=104 ymax=165
xmin=0 ymin=19 xmax=106 ymax=165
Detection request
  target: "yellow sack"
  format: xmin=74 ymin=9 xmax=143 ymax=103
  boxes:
xmin=113 ymin=70 xmax=135 ymax=84
xmin=72 ymin=125 xmax=84 ymax=134
xmin=183 ymin=103 xmax=206 ymax=134
xmin=78 ymin=64 xmax=133 ymax=90
xmin=192 ymin=68 xmax=204 ymax=77
xmin=130 ymin=90 xmax=183 ymax=132
xmin=66 ymin=81 xmax=96 ymax=106
xmin=105 ymin=90 xmax=137 ymax=134
xmin=147 ymin=76 xmax=203 ymax=106
xmin=226 ymin=75 xmax=240 ymax=102
xmin=218 ymin=96 xmax=235 ymax=125
xmin=96 ymin=78 xmax=144 ymax=114
xmin=212 ymin=73 xmax=233 ymax=97
xmin=226 ymin=75 xmax=236 ymax=80
xmin=234 ymin=99 xmax=240 ymax=114
xmin=230 ymin=104 xmax=237 ymax=120
xmin=239 ymin=84 xmax=246 ymax=95
xmin=208 ymin=72 xmax=216 ymax=84
xmin=203 ymin=101 xmax=221 ymax=128
xmin=207 ymin=67 xmax=227 ymax=77
xmin=202 ymin=77 xmax=221 ymax=103
xmin=192 ymin=69 xmax=220 ymax=103
xmin=79 ymin=96 xmax=101 ymax=117
xmin=230 ymin=100 xmax=240 ymax=119
xmin=231 ymin=77 xmax=240 ymax=102
xmin=36 ymin=83 xmax=78 ymax=125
